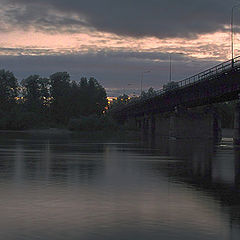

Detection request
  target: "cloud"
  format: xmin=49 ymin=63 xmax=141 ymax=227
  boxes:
xmin=0 ymin=47 xmax=54 ymax=56
xmin=2 ymin=0 xmax=234 ymax=38
xmin=0 ymin=51 xmax=220 ymax=96
xmin=0 ymin=1 xmax=92 ymax=33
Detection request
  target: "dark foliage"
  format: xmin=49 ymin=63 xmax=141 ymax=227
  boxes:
xmin=0 ymin=69 xmax=108 ymax=130
xmin=0 ymin=69 xmax=18 ymax=111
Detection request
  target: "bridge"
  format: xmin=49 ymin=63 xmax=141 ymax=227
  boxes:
xmin=111 ymin=56 xmax=240 ymax=142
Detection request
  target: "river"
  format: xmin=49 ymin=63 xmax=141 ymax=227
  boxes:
xmin=0 ymin=131 xmax=239 ymax=239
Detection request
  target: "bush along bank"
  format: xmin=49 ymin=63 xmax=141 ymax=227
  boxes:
xmin=67 ymin=115 xmax=119 ymax=131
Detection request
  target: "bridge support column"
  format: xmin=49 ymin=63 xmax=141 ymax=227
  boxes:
xmin=169 ymin=114 xmax=176 ymax=139
xmin=212 ymin=108 xmax=222 ymax=141
xmin=234 ymin=102 xmax=240 ymax=144
xmin=138 ymin=119 xmax=142 ymax=129
xmin=150 ymin=115 xmax=156 ymax=135
xmin=168 ymin=106 xmax=187 ymax=139
xmin=147 ymin=114 xmax=156 ymax=136
xmin=143 ymin=117 xmax=149 ymax=132
xmin=142 ymin=118 xmax=145 ymax=131
xmin=136 ymin=119 xmax=141 ymax=129
xmin=139 ymin=117 xmax=145 ymax=131
xmin=132 ymin=106 xmax=222 ymax=140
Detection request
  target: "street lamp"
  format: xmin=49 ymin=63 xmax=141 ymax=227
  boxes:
xmin=168 ymin=52 xmax=183 ymax=82
xmin=169 ymin=53 xmax=172 ymax=82
xmin=140 ymin=70 xmax=150 ymax=95
xmin=231 ymin=3 xmax=240 ymax=66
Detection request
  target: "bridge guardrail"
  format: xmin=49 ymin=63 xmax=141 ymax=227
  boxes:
xmin=155 ymin=56 xmax=240 ymax=96
xmin=112 ymin=56 xmax=240 ymax=112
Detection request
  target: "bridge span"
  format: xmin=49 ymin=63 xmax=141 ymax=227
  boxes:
xmin=111 ymin=56 xmax=240 ymax=143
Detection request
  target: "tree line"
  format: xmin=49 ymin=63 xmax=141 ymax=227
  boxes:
xmin=0 ymin=69 xmax=108 ymax=130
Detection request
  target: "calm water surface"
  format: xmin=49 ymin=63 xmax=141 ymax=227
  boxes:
xmin=0 ymin=132 xmax=239 ymax=239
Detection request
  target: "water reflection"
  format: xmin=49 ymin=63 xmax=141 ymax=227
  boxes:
xmin=0 ymin=132 xmax=240 ymax=239
xmin=6 ymin=139 xmax=103 ymax=184
xmin=137 ymin=135 xmax=240 ymax=239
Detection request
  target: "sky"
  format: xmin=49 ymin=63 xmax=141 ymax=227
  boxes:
xmin=0 ymin=0 xmax=239 ymax=96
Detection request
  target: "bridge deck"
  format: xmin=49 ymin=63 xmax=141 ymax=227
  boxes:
xmin=111 ymin=56 xmax=240 ymax=119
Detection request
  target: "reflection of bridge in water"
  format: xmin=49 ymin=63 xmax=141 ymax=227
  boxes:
xmin=122 ymin=136 xmax=240 ymax=237
xmin=112 ymin=56 xmax=240 ymax=143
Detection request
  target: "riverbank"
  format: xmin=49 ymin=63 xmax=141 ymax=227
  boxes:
xmin=0 ymin=128 xmax=234 ymax=141
xmin=0 ymin=128 xmax=141 ymax=142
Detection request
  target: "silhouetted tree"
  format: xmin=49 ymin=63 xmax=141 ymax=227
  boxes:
xmin=141 ymin=87 xmax=157 ymax=99
xmin=0 ymin=69 xmax=18 ymax=111
xmin=50 ymin=73 xmax=107 ymax=124
xmin=147 ymin=87 xmax=157 ymax=97
xmin=21 ymin=75 xmax=50 ymax=113
xmin=68 ymin=77 xmax=107 ymax=117
xmin=87 ymin=77 xmax=107 ymax=115
xmin=50 ymin=72 xmax=71 ymax=124
xmin=0 ymin=69 xmax=108 ymax=129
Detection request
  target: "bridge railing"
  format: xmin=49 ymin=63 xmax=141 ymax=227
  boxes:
xmin=154 ymin=56 xmax=240 ymax=96
xmin=113 ymin=56 xmax=240 ymax=111
xmin=177 ymin=56 xmax=240 ymax=88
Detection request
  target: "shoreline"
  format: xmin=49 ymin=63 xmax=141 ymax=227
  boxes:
xmin=0 ymin=128 xmax=140 ymax=138
xmin=0 ymin=128 xmax=234 ymax=140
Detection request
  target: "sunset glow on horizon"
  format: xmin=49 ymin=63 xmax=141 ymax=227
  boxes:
xmin=0 ymin=29 xmax=234 ymax=60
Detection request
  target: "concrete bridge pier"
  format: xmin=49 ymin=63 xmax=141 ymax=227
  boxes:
xmin=169 ymin=114 xmax=176 ymax=139
xmin=136 ymin=114 xmax=155 ymax=137
xmin=128 ymin=105 xmax=222 ymax=140
xmin=149 ymin=115 xmax=156 ymax=136
xmin=142 ymin=115 xmax=149 ymax=133
xmin=211 ymin=107 xmax=222 ymax=142
xmin=157 ymin=106 xmax=221 ymax=140
xmin=234 ymin=102 xmax=240 ymax=144
xmin=135 ymin=118 xmax=141 ymax=129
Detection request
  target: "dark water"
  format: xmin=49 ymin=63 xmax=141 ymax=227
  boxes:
xmin=0 ymin=132 xmax=239 ymax=240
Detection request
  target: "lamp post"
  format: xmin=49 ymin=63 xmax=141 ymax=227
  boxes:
xmin=169 ymin=53 xmax=172 ymax=82
xmin=168 ymin=52 xmax=183 ymax=83
xmin=140 ymin=70 xmax=150 ymax=95
xmin=231 ymin=4 xmax=240 ymax=67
